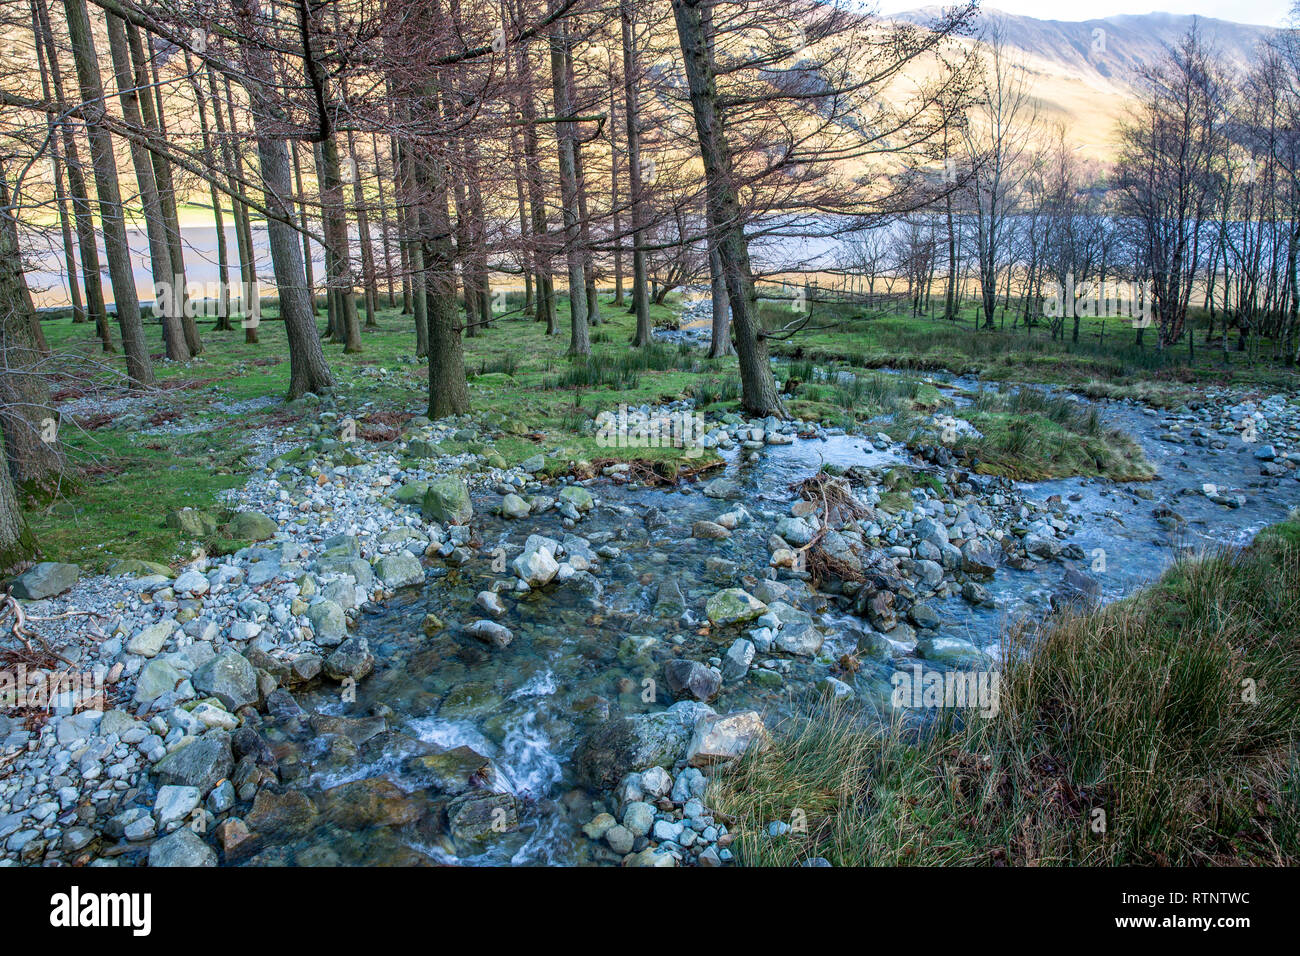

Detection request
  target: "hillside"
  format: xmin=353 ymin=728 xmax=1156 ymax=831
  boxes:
xmin=894 ymin=8 xmax=1281 ymax=156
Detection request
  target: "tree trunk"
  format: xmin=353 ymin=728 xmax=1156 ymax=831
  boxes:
xmin=319 ymin=135 xmax=363 ymax=352
xmin=622 ymin=0 xmax=651 ymax=346
xmin=0 ymin=427 xmax=35 ymax=576
xmin=707 ymin=236 xmax=732 ymax=357
xmin=412 ymin=133 xmax=469 ymax=418
xmin=235 ymin=0 xmax=334 ymax=397
xmin=0 ymin=173 xmax=65 ymax=495
xmin=62 ymin=0 xmax=153 ymax=386
xmin=133 ymin=23 xmax=201 ymax=356
xmin=671 ymin=0 xmax=782 ymax=416
xmin=34 ymin=0 xmax=110 ymax=349
xmin=186 ymin=52 xmax=230 ymax=323
xmin=549 ymin=12 xmax=589 ymax=355
xmin=104 ymin=13 xmax=189 ymax=363
xmin=32 ymin=0 xmax=84 ymax=328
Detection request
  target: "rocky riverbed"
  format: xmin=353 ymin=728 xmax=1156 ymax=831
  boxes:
xmin=1 ymin=377 xmax=1297 ymax=867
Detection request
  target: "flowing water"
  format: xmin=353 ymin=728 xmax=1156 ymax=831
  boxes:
xmin=237 ymin=379 xmax=1297 ymax=866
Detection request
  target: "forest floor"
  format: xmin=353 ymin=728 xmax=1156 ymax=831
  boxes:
xmin=26 ymin=290 xmax=1299 ymax=571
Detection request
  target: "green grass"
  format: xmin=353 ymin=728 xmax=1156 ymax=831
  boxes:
xmin=948 ymin=387 xmax=1154 ymax=482
xmin=761 ymin=297 xmax=1300 ymax=404
xmin=712 ymin=517 xmax=1300 ymax=866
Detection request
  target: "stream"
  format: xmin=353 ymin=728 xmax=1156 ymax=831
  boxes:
xmin=234 ymin=371 xmax=1298 ymax=866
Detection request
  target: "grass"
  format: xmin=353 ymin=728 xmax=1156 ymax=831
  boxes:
xmin=711 ymin=516 xmax=1300 ymax=866
xmin=950 ymin=387 xmax=1154 ymax=482
xmin=761 ymin=297 xmax=1300 ymax=405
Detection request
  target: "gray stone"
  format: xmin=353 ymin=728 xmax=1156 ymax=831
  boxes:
xmin=464 ymin=619 xmax=513 ymax=649
xmin=307 ymin=599 xmax=347 ymax=645
xmin=421 ymin=477 xmax=473 ymax=525
xmin=154 ymin=785 xmax=201 ymax=828
xmin=10 ymin=562 xmax=79 ymax=600
xmin=722 ymin=638 xmax=754 ymax=681
xmin=376 ymin=551 xmax=424 ymax=589
xmin=153 ymin=733 xmax=233 ymax=795
xmin=705 ymin=589 xmax=767 ymax=626
xmin=664 ymin=659 xmax=722 ymax=702
xmin=148 ymin=827 xmax=216 ymax=867
xmin=127 ymin=620 xmax=176 ymax=658
xmin=324 ymin=637 xmax=375 ymax=682
xmin=134 ymin=659 xmax=184 ymax=704
xmin=193 ymin=651 xmax=259 ymax=710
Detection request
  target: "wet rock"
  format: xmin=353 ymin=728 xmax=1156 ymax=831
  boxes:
xmin=500 ymin=493 xmax=531 ymax=518
xmin=559 ymin=486 xmax=595 ymax=512
xmin=448 ymin=792 xmax=517 ymax=841
xmin=1055 ymin=566 xmax=1102 ymax=609
xmin=916 ymin=636 xmax=988 ymax=667
xmin=308 ymin=713 xmax=387 ymax=745
xmin=474 ymin=590 xmax=507 ymax=618
xmin=862 ymin=590 xmax=897 ymax=632
xmin=908 ymin=602 xmax=941 ymax=630
xmin=1024 ymin=533 xmax=1063 ymax=561
xmin=960 ymin=541 xmax=997 ymax=577
xmin=703 ymin=477 xmax=742 ymax=500
xmin=692 ymin=520 xmax=731 ymax=540
xmin=512 ymin=546 xmax=559 ymax=588
xmin=961 ymin=581 xmax=993 ymax=606
xmin=664 ymin=659 xmax=722 ymax=702
xmin=407 ymin=745 xmax=492 ymax=794
xmin=245 ymin=789 xmax=319 ymax=836
xmin=768 ymin=602 xmax=824 ymax=657
xmin=215 ymin=818 xmax=259 ymax=861
xmin=324 ymin=637 xmax=375 ymax=682
xmin=643 ymin=507 xmax=672 ymax=530
xmin=686 ymin=711 xmax=769 ymax=767
xmin=320 ymin=778 xmax=421 ymax=828
xmin=439 ymin=681 xmax=503 ymax=718
xmin=705 ymin=588 xmax=767 ymax=626
xmin=148 ymin=828 xmax=216 ymax=867
xmin=654 ymin=576 xmax=686 ymax=618
xmin=465 ymin=619 xmax=513 ymax=648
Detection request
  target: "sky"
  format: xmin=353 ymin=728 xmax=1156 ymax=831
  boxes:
xmin=872 ymin=1 xmax=1293 ymax=27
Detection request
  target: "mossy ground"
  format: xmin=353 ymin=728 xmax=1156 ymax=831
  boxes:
xmin=760 ymin=297 xmax=1300 ymax=407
